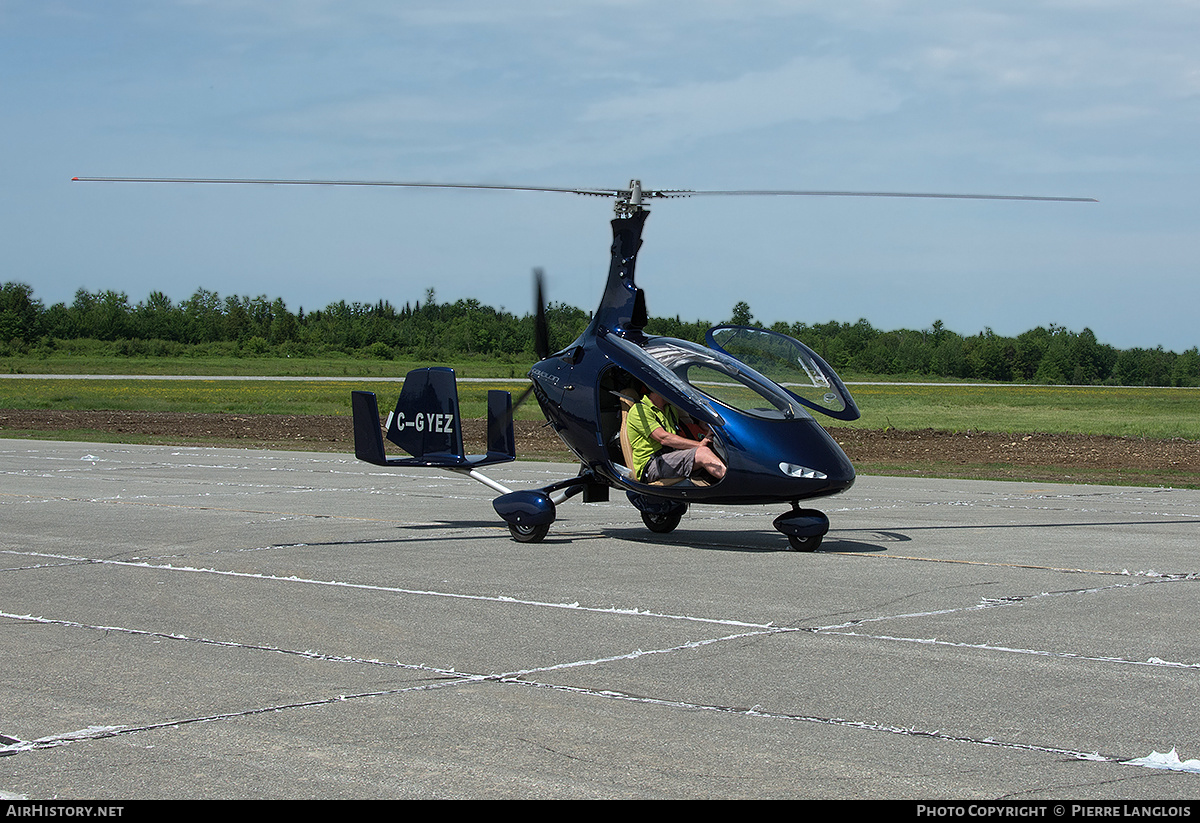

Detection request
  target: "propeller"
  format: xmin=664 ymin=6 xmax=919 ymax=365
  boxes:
xmin=511 ymin=268 xmax=551 ymax=414
xmin=533 ymin=267 xmax=550 ymax=361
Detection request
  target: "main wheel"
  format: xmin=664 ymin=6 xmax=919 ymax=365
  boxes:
xmin=786 ymin=533 xmax=822 ymax=552
xmin=641 ymin=508 xmax=684 ymax=534
xmin=509 ymin=522 xmax=550 ymax=543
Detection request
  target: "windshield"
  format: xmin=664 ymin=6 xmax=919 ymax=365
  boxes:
xmin=643 ymin=337 xmax=808 ymax=420
xmin=706 ymin=325 xmax=860 ymax=421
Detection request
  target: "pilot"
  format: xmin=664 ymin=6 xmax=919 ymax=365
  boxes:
xmin=627 ymin=388 xmax=726 ymax=483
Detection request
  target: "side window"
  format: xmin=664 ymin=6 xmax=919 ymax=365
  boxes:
xmin=683 ymin=362 xmax=797 ymax=417
xmin=706 ymin=326 xmax=860 ymax=421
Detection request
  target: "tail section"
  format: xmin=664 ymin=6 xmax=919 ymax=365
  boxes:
xmin=352 ymin=367 xmax=515 ymax=468
xmin=387 ymin=367 xmax=464 ymax=462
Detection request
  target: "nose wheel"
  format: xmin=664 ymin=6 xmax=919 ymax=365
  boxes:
xmin=774 ymin=507 xmax=829 ymax=552
xmin=508 ymin=522 xmax=551 ymax=543
xmin=641 ymin=507 xmax=685 ymax=533
xmin=785 ymin=533 xmax=822 ymax=552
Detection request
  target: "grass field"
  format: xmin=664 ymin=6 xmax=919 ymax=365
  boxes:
xmin=1 ymin=375 xmax=1197 ymax=440
xmin=1 ymin=353 xmax=528 ymax=380
xmin=844 ymin=383 xmax=1200 ymax=439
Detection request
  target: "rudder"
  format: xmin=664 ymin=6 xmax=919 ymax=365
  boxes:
xmin=387 ymin=367 xmax=465 ymax=462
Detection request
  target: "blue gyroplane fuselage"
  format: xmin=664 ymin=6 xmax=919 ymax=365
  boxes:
xmin=354 ymin=203 xmax=860 ymax=550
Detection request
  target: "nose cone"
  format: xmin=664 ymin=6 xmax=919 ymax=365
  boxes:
xmin=823 ymin=452 xmax=856 ymax=493
xmin=777 ymin=421 xmax=855 ymax=494
xmin=724 ymin=417 xmax=854 ymax=501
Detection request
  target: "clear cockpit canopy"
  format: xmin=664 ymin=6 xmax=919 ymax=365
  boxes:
xmin=705 ymin=326 xmax=860 ymax=421
xmin=642 ymin=337 xmax=811 ymax=421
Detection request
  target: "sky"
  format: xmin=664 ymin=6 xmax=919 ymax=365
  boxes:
xmin=3 ymin=0 xmax=1198 ymax=352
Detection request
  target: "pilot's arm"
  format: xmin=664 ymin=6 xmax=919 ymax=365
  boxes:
xmin=650 ymin=425 xmax=712 ymax=451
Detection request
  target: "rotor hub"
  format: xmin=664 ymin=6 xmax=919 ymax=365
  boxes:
xmin=614 ymin=179 xmax=646 ymax=218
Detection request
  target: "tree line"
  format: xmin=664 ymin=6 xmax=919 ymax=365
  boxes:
xmin=2 ymin=282 xmax=1197 ymax=387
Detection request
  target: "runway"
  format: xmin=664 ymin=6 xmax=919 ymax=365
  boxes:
xmin=2 ymin=439 xmax=1198 ymax=799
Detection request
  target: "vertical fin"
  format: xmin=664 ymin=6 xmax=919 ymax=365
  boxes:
xmin=351 ymin=390 xmax=389 ymax=465
xmin=386 ymin=367 xmax=465 ymax=461
xmin=486 ymin=390 xmax=515 ymax=459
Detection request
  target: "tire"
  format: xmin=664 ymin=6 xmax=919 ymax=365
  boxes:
xmin=509 ymin=522 xmax=550 ymax=543
xmin=786 ymin=533 xmax=822 ymax=552
xmin=641 ymin=508 xmax=684 ymax=534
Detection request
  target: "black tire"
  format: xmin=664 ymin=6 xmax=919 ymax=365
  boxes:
xmin=641 ymin=509 xmax=684 ymax=534
xmin=509 ymin=522 xmax=550 ymax=543
xmin=786 ymin=533 xmax=822 ymax=552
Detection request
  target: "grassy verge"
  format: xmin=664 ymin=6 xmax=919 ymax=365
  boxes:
xmin=845 ymin=383 xmax=1200 ymax=440
xmin=0 ymin=377 xmax=544 ymax=420
xmin=1 ymin=353 xmax=532 ymax=379
xmin=850 ymin=459 xmax=1200 ymax=488
xmin=2 ymin=377 xmax=1197 ymax=438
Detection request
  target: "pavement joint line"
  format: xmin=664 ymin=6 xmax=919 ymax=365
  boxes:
xmin=0 ymin=609 xmax=464 ymax=677
xmin=0 ymin=607 xmax=1152 ymax=772
xmin=829 ymin=550 xmax=1200 ymax=577
xmin=811 ymin=575 xmax=1190 ymax=632
xmin=493 ymin=627 xmax=798 ymax=680
xmin=4 ymin=572 xmax=1195 ymax=775
xmin=8 ymin=549 xmax=1194 ymax=676
xmin=494 ymin=678 xmax=1131 ymax=768
xmin=0 ymin=675 xmax=479 ymax=757
xmin=0 ymin=674 xmax=1133 ymax=770
xmin=2 ymin=609 xmax=793 ymax=685
xmin=815 ymin=629 xmax=1200 ymax=670
xmin=0 ymin=615 xmax=796 ymax=759
xmin=0 ymin=549 xmax=775 ymax=630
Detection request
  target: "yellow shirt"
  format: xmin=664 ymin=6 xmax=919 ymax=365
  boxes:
xmin=626 ymin=396 xmax=678 ymax=481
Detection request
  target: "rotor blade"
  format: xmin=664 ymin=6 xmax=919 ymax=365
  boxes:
xmin=72 ymin=176 xmax=1095 ymax=203
xmin=72 ymin=177 xmax=628 ymax=198
xmin=533 ymin=268 xmax=550 ymax=362
xmin=684 ymin=189 xmax=1098 ymax=203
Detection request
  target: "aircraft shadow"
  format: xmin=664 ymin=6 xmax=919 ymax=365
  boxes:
xmin=600 ymin=527 xmax=905 ymax=554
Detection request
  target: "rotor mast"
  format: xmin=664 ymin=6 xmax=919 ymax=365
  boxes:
xmin=615 ymin=180 xmax=645 ymax=218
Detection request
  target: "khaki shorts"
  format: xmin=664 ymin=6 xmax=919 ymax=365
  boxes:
xmin=642 ymin=448 xmax=696 ymax=482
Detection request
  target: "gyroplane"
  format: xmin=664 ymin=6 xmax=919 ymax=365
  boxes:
xmin=73 ymin=176 xmax=1094 ymax=549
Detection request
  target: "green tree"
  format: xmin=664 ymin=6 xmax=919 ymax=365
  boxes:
xmin=0 ymin=282 xmax=43 ymax=342
xmin=181 ymin=288 xmax=224 ymax=343
xmin=134 ymin=290 xmax=182 ymax=341
xmin=729 ymin=301 xmax=754 ymax=326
